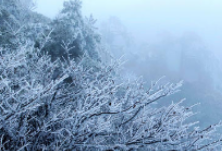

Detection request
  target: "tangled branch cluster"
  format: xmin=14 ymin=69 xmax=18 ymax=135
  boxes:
xmin=0 ymin=44 xmax=221 ymax=151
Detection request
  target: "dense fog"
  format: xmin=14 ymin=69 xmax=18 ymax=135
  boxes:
xmin=36 ymin=0 xmax=222 ymax=127
xmin=3 ymin=0 xmax=222 ymax=149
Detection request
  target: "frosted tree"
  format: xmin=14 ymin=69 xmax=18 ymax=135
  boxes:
xmin=0 ymin=0 xmax=222 ymax=151
xmin=42 ymin=0 xmax=101 ymax=62
xmin=0 ymin=0 xmax=50 ymax=50
xmin=0 ymin=42 xmax=222 ymax=150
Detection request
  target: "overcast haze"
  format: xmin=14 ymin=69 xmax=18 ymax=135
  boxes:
xmin=36 ymin=0 xmax=222 ymax=55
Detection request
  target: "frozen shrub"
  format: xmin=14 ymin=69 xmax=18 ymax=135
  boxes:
xmin=0 ymin=45 xmax=222 ymax=150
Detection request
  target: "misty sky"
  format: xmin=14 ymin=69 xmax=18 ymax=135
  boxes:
xmin=36 ymin=0 xmax=222 ymax=55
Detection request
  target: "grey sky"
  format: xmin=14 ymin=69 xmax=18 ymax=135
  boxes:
xmin=36 ymin=0 xmax=222 ymax=54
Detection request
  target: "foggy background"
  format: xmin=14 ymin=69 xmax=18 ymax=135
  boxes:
xmin=35 ymin=0 xmax=222 ymax=127
xmin=36 ymin=0 xmax=222 ymax=54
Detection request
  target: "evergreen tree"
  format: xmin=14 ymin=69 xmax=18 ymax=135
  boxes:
xmin=42 ymin=0 xmax=101 ymax=62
